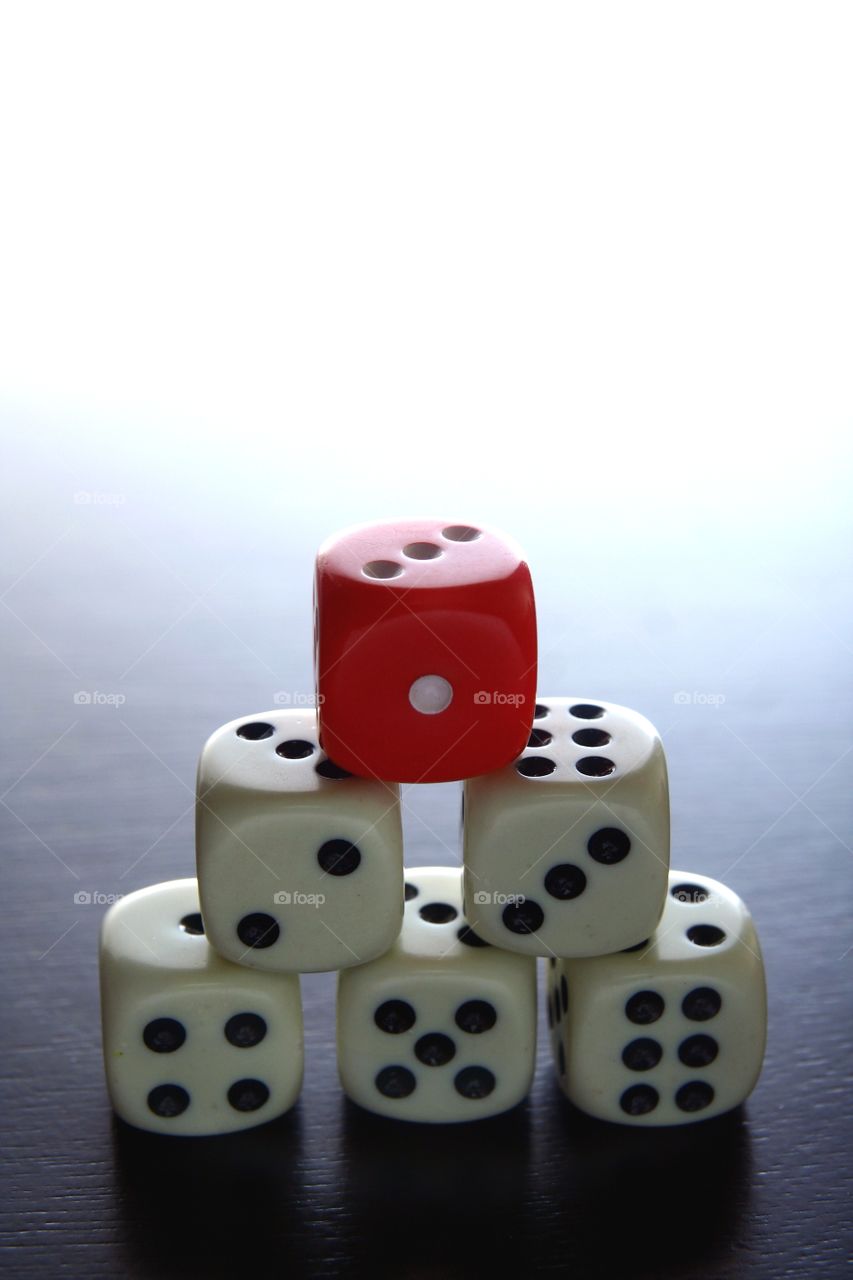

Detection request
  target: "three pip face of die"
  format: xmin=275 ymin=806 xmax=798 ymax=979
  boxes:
xmin=314 ymin=519 xmax=537 ymax=783
xmin=196 ymin=709 xmax=404 ymax=973
xmin=100 ymin=880 xmax=303 ymax=1136
xmin=548 ymin=871 xmax=767 ymax=1126
xmin=463 ymin=697 xmax=670 ymax=957
xmin=337 ymin=867 xmax=538 ymax=1123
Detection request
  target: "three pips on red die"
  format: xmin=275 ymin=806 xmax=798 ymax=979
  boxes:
xmin=314 ymin=519 xmax=538 ymax=783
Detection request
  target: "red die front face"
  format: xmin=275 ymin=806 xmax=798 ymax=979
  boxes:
xmin=314 ymin=520 xmax=537 ymax=783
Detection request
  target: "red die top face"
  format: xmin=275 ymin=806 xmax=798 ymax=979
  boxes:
xmin=314 ymin=520 xmax=538 ymax=783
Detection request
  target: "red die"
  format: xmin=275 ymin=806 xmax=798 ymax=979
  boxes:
xmin=314 ymin=520 xmax=537 ymax=783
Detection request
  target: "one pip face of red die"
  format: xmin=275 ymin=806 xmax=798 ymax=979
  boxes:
xmin=314 ymin=520 xmax=537 ymax=783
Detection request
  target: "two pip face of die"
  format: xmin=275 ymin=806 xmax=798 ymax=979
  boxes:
xmin=196 ymin=709 xmax=404 ymax=973
xmin=100 ymin=880 xmax=303 ymax=1136
xmin=549 ymin=871 xmax=767 ymax=1126
xmin=463 ymin=697 xmax=670 ymax=958
xmin=314 ymin=519 xmax=538 ymax=783
xmin=337 ymin=867 xmax=537 ymax=1123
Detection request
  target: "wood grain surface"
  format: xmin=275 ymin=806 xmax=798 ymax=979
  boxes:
xmin=0 ymin=424 xmax=850 ymax=1278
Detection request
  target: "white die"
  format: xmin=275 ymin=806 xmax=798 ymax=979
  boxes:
xmin=337 ymin=866 xmax=537 ymax=1123
xmin=100 ymin=879 xmax=303 ymax=1136
xmin=548 ymin=870 xmax=767 ymax=1125
xmin=196 ymin=709 xmax=404 ymax=973
xmin=463 ymin=696 xmax=670 ymax=957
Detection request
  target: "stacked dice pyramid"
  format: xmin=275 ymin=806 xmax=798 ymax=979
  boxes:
xmin=100 ymin=519 xmax=767 ymax=1134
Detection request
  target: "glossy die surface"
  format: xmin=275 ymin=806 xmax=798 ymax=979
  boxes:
xmin=314 ymin=520 xmax=537 ymax=783
xmin=463 ymin=697 xmax=670 ymax=957
xmin=337 ymin=866 xmax=537 ymax=1123
xmin=196 ymin=709 xmax=403 ymax=973
xmin=100 ymin=880 xmax=303 ymax=1136
xmin=548 ymin=871 xmax=767 ymax=1126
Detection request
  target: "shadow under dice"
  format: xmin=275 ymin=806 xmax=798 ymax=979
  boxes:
xmin=100 ymin=880 xmax=303 ymax=1136
xmin=314 ymin=519 xmax=537 ymax=783
xmin=463 ymin=697 xmax=670 ymax=957
xmin=337 ymin=867 xmax=537 ymax=1123
xmin=196 ymin=709 xmax=404 ymax=973
xmin=549 ymin=871 xmax=767 ymax=1125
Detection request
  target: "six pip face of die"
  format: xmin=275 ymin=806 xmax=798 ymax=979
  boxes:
xmin=463 ymin=697 xmax=671 ymax=957
xmin=196 ymin=709 xmax=404 ymax=973
xmin=100 ymin=879 xmax=304 ymax=1136
xmin=337 ymin=867 xmax=538 ymax=1123
xmin=548 ymin=871 xmax=767 ymax=1126
xmin=314 ymin=519 xmax=538 ymax=783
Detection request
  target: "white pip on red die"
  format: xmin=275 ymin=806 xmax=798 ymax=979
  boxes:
xmin=196 ymin=709 xmax=404 ymax=973
xmin=337 ymin=866 xmax=537 ymax=1123
xmin=463 ymin=696 xmax=670 ymax=957
xmin=548 ymin=871 xmax=767 ymax=1125
xmin=100 ymin=879 xmax=303 ymax=1136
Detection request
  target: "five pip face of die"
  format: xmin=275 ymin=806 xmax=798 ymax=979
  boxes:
xmin=548 ymin=871 xmax=767 ymax=1125
xmin=196 ymin=709 xmax=404 ymax=973
xmin=337 ymin=867 xmax=538 ymax=1123
xmin=314 ymin=519 xmax=538 ymax=783
xmin=463 ymin=697 xmax=670 ymax=957
xmin=100 ymin=880 xmax=303 ymax=1136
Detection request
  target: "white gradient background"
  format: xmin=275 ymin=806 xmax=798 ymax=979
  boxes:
xmin=0 ymin=2 xmax=851 ymax=887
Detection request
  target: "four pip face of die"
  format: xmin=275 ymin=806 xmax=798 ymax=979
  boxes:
xmin=337 ymin=867 xmax=538 ymax=1123
xmin=548 ymin=871 xmax=767 ymax=1126
xmin=100 ymin=880 xmax=303 ymax=1136
xmin=196 ymin=709 xmax=404 ymax=973
xmin=314 ymin=519 xmax=538 ymax=783
xmin=463 ymin=697 xmax=670 ymax=957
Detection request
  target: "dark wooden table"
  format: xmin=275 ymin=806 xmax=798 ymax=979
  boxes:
xmin=1 ymin=425 xmax=850 ymax=1277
